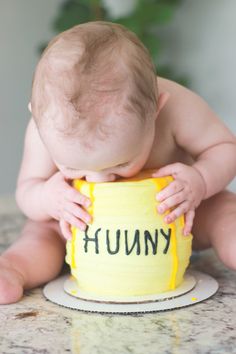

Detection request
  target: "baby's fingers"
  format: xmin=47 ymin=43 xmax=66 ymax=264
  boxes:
xmin=157 ymin=190 xmax=186 ymax=214
xmin=164 ymin=201 xmax=190 ymax=224
xmin=65 ymin=186 xmax=91 ymax=208
xmin=65 ymin=202 xmax=92 ymax=224
xmin=183 ymin=210 xmax=195 ymax=236
xmin=62 ymin=210 xmax=87 ymax=232
xmin=156 ymin=180 xmax=184 ymax=203
xmin=59 ymin=219 xmax=73 ymax=240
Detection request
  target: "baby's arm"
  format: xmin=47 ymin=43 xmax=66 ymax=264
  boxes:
xmin=16 ymin=118 xmax=91 ymax=238
xmin=171 ymin=85 xmax=236 ymax=197
xmin=154 ymin=79 xmax=236 ymax=233
xmin=16 ymin=118 xmax=57 ymax=220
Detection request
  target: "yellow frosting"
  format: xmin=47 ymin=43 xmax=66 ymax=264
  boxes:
xmin=65 ymin=171 xmax=192 ymax=297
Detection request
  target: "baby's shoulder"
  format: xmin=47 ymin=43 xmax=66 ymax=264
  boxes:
xmin=158 ymin=76 xmax=201 ymax=106
xmin=17 ymin=117 xmax=57 ymax=183
xmin=23 ymin=117 xmax=57 ymax=169
xmin=157 ymin=76 xmax=211 ymax=126
xmin=25 ymin=117 xmax=44 ymax=147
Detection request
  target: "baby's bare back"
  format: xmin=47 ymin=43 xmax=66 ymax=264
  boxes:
xmin=144 ymin=77 xmax=234 ymax=170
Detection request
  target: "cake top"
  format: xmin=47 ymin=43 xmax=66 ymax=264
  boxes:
xmin=73 ymin=169 xmax=172 ymax=188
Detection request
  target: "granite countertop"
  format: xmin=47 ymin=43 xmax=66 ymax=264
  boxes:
xmin=0 ymin=196 xmax=236 ymax=354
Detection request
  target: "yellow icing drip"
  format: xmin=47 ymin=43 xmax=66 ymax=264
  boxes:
xmin=152 ymin=176 xmax=178 ymax=289
xmin=71 ymin=289 xmax=78 ymax=295
xmin=71 ymin=180 xmax=86 ymax=270
xmin=166 ymin=177 xmax=179 ymax=289
xmin=74 ymin=179 xmax=85 ymax=192
xmin=88 ymin=182 xmax=95 ymax=218
xmin=71 ymin=226 xmax=77 ymax=269
xmin=152 ymin=177 xmax=163 ymax=192
xmin=169 ymin=221 xmax=178 ymax=289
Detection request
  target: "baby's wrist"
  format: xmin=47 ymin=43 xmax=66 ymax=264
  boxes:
xmin=192 ymin=165 xmax=207 ymax=201
xmin=40 ymin=180 xmax=57 ymax=220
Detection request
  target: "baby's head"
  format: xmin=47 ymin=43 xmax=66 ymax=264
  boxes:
xmin=31 ymin=21 xmax=161 ymax=182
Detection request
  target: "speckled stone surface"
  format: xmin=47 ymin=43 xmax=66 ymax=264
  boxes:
xmin=0 ymin=197 xmax=236 ymax=354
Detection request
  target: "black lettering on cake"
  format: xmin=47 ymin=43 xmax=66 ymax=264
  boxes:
xmin=124 ymin=229 xmax=141 ymax=255
xmin=161 ymin=228 xmax=171 ymax=254
xmin=106 ymin=229 xmax=121 ymax=254
xmin=82 ymin=227 xmax=172 ymax=255
xmin=144 ymin=230 xmax=158 ymax=255
xmin=83 ymin=227 xmax=100 ymax=254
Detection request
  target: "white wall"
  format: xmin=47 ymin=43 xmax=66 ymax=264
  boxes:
xmin=0 ymin=0 xmax=236 ymax=194
xmin=159 ymin=0 xmax=236 ymax=133
xmin=0 ymin=0 xmax=62 ymax=195
xmin=158 ymin=0 xmax=236 ymax=191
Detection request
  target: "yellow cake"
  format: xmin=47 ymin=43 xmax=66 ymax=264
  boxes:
xmin=65 ymin=171 xmax=192 ymax=297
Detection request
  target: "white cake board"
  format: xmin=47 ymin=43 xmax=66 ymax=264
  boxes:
xmin=43 ymin=270 xmax=218 ymax=314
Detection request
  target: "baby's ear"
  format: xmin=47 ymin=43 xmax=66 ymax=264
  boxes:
xmin=28 ymin=102 xmax=32 ymax=113
xmin=156 ymin=92 xmax=170 ymax=117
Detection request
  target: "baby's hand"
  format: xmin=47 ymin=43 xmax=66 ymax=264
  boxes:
xmin=42 ymin=172 xmax=91 ymax=240
xmin=152 ymin=163 xmax=206 ymax=235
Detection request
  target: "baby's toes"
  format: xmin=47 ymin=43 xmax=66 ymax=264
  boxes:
xmin=0 ymin=258 xmax=24 ymax=304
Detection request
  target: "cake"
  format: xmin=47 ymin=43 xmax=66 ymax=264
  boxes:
xmin=65 ymin=170 xmax=192 ymax=297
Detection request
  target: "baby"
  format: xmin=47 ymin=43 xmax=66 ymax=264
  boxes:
xmin=1 ymin=21 xmax=236 ymax=304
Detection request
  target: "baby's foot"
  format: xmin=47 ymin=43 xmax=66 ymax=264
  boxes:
xmin=0 ymin=257 xmax=25 ymax=304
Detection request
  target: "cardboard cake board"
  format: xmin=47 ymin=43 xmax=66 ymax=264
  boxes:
xmin=43 ymin=270 xmax=218 ymax=314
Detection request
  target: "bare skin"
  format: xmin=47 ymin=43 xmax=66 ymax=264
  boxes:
xmin=1 ymin=77 xmax=236 ymax=304
xmin=0 ymin=220 xmax=65 ymax=304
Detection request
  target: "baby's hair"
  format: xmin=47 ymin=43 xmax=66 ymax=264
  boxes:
xmin=31 ymin=21 xmax=158 ymax=141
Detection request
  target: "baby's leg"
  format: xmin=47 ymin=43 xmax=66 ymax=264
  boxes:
xmin=0 ymin=219 xmax=66 ymax=304
xmin=193 ymin=190 xmax=236 ymax=270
